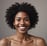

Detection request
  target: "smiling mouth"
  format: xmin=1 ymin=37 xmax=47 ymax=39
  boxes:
xmin=19 ymin=27 xmax=26 ymax=31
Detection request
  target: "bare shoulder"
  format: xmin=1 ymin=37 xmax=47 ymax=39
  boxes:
xmin=0 ymin=36 xmax=13 ymax=46
xmin=0 ymin=38 xmax=9 ymax=46
xmin=29 ymin=35 xmax=46 ymax=46
xmin=36 ymin=37 xmax=46 ymax=46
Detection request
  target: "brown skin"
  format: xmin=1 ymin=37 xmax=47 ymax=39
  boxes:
xmin=0 ymin=12 xmax=46 ymax=46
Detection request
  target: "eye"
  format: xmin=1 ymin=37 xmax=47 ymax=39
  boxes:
xmin=16 ymin=19 xmax=20 ymax=21
xmin=16 ymin=18 xmax=21 ymax=21
xmin=24 ymin=18 xmax=30 ymax=21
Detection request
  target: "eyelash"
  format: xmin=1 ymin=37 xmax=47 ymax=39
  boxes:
xmin=16 ymin=18 xmax=29 ymax=21
xmin=16 ymin=19 xmax=20 ymax=21
xmin=16 ymin=19 xmax=29 ymax=21
xmin=25 ymin=19 xmax=29 ymax=21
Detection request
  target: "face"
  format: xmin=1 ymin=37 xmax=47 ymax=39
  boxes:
xmin=13 ymin=12 xmax=30 ymax=33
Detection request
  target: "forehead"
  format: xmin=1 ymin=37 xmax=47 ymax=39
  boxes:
xmin=15 ymin=12 xmax=29 ymax=18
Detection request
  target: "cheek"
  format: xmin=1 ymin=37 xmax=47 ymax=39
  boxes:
xmin=13 ymin=22 xmax=19 ymax=29
xmin=25 ymin=22 xmax=30 ymax=26
xmin=13 ymin=21 xmax=19 ymax=26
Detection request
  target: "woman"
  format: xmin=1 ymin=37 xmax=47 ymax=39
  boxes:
xmin=0 ymin=2 xmax=46 ymax=46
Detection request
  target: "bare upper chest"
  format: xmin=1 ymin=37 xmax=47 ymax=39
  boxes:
xmin=10 ymin=40 xmax=37 ymax=46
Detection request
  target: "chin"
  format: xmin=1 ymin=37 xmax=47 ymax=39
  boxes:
xmin=18 ymin=30 xmax=27 ymax=34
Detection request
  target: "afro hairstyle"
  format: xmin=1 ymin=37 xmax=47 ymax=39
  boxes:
xmin=5 ymin=2 xmax=39 ymax=29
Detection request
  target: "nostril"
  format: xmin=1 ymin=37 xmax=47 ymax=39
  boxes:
xmin=20 ymin=20 xmax=24 ymax=24
xmin=20 ymin=22 xmax=24 ymax=25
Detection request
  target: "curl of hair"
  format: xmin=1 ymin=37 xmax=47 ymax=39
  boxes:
xmin=5 ymin=2 xmax=39 ymax=29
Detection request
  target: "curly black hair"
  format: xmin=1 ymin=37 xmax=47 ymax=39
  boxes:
xmin=5 ymin=2 xmax=38 ymax=29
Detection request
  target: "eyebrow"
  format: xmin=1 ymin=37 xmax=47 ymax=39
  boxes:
xmin=16 ymin=16 xmax=29 ymax=18
xmin=15 ymin=17 xmax=21 ymax=19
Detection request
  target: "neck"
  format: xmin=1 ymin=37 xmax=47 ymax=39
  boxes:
xmin=15 ymin=30 xmax=28 ymax=41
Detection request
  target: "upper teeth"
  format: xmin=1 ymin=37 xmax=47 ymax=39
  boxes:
xmin=20 ymin=27 xmax=25 ymax=29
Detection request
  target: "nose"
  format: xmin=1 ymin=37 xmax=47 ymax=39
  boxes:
xmin=20 ymin=20 xmax=25 ymax=25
